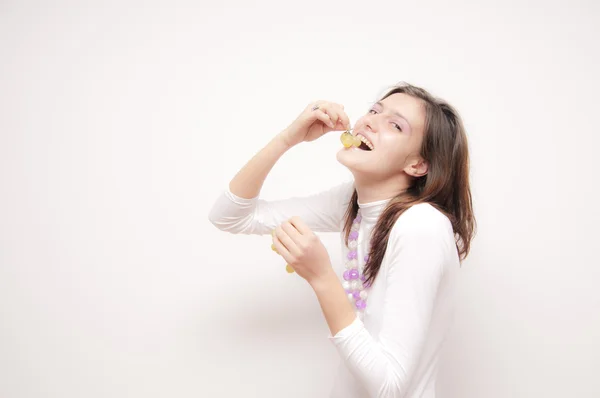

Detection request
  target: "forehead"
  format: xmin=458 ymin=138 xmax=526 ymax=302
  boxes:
xmin=379 ymin=93 xmax=425 ymax=134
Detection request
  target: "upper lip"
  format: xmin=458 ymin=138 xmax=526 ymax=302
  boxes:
xmin=355 ymin=132 xmax=375 ymax=148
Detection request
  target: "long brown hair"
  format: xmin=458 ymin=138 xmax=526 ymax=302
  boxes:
xmin=343 ymin=82 xmax=476 ymax=287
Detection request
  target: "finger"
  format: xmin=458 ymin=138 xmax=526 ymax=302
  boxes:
xmin=328 ymin=103 xmax=349 ymax=130
xmin=334 ymin=117 xmax=348 ymax=131
xmin=337 ymin=107 xmax=351 ymax=130
xmin=309 ymin=100 xmax=325 ymax=110
xmin=312 ymin=109 xmax=335 ymax=128
xmin=275 ymin=224 xmax=301 ymax=257
xmin=281 ymin=221 xmax=304 ymax=249
xmin=288 ymin=216 xmax=313 ymax=236
xmin=273 ymin=233 xmax=293 ymax=263
xmin=321 ymin=105 xmax=340 ymax=128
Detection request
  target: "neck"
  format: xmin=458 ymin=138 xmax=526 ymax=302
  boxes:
xmin=353 ymin=173 xmax=411 ymax=204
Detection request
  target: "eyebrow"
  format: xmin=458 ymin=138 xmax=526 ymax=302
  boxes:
xmin=374 ymin=101 xmax=412 ymax=131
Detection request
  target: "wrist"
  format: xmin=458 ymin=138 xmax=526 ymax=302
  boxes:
xmin=276 ymin=130 xmax=297 ymax=150
xmin=309 ymin=268 xmax=338 ymax=293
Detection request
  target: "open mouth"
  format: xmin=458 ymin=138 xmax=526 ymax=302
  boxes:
xmin=356 ymin=134 xmax=374 ymax=151
xmin=358 ymin=141 xmax=372 ymax=151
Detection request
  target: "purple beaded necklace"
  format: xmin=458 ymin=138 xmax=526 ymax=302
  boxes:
xmin=342 ymin=209 xmax=372 ymax=315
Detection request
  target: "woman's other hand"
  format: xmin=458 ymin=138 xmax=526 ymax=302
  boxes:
xmin=272 ymin=216 xmax=334 ymax=285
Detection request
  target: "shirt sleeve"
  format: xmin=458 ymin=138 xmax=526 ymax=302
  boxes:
xmin=328 ymin=204 xmax=456 ymax=398
xmin=207 ymin=180 xmax=355 ymax=235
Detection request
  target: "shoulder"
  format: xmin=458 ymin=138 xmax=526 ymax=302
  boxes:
xmin=390 ymin=202 xmax=454 ymax=241
xmin=339 ymin=179 xmax=356 ymax=196
xmin=383 ymin=203 xmax=458 ymax=277
xmin=329 ymin=179 xmax=355 ymax=206
xmin=300 ymin=179 xmax=354 ymax=205
xmin=385 ymin=203 xmax=458 ymax=274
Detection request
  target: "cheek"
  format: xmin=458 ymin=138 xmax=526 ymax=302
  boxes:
xmin=377 ymin=137 xmax=413 ymax=164
xmin=380 ymin=135 xmax=407 ymax=154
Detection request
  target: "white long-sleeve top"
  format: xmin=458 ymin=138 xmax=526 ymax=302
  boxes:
xmin=208 ymin=180 xmax=460 ymax=398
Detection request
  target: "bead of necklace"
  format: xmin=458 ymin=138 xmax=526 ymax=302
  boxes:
xmin=342 ymin=210 xmax=372 ymax=315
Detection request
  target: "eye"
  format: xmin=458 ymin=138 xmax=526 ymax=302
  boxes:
xmin=369 ymin=109 xmax=402 ymax=131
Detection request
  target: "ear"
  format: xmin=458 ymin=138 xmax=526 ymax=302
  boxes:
xmin=404 ymin=157 xmax=428 ymax=178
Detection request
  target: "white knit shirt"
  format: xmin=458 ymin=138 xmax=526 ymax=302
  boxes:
xmin=208 ymin=180 xmax=460 ymax=398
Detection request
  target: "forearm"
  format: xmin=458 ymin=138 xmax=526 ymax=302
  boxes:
xmin=310 ymin=269 xmax=357 ymax=337
xmin=229 ymin=133 xmax=293 ymax=199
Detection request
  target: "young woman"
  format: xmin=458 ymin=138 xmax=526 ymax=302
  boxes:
xmin=208 ymin=82 xmax=476 ymax=397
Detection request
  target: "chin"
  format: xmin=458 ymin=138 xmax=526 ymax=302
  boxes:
xmin=336 ymin=148 xmax=353 ymax=168
xmin=336 ymin=148 xmax=372 ymax=174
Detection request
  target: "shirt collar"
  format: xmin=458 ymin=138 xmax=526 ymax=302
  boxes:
xmin=357 ymin=197 xmax=393 ymax=223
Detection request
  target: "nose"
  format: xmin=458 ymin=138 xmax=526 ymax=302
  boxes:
xmin=361 ymin=113 xmax=377 ymax=134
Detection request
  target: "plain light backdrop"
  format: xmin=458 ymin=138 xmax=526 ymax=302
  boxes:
xmin=1 ymin=0 xmax=599 ymax=397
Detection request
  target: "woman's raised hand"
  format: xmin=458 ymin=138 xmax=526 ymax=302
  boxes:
xmin=279 ymin=101 xmax=351 ymax=148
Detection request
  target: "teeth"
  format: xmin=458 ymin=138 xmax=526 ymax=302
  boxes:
xmin=358 ymin=134 xmax=374 ymax=150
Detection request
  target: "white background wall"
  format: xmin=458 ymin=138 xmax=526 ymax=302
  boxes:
xmin=1 ymin=0 xmax=599 ymax=397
